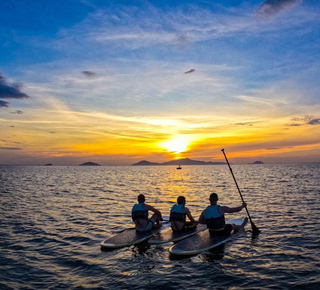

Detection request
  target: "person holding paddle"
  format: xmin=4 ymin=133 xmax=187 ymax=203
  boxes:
xmin=198 ymin=193 xmax=248 ymax=235
xmin=132 ymin=194 xmax=163 ymax=232
xmin=170 ymin=196 xmax=197 ymax=232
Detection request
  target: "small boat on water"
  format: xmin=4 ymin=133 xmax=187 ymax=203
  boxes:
xmin=177 ymin=165 xmax=182 ymax=170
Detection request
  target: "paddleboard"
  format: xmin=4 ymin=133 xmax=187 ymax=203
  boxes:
xmin=148 ymin=224 xmax=207 ymax=245
xmin=101 ymin=222 xmax=170 ymax=250
xmin=168 ymin=218 xmax=247 ymax=256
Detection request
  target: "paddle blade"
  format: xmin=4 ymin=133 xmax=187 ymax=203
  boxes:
xmin=250 ymin=221 xmax=260 ymax=235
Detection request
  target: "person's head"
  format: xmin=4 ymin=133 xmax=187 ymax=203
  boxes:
xmin=177 ymin=196 xmax=186 ymax=205
xmin=209 ymin=193 xmax=218 ymax=205
xmin=138 ymin=194 xmax=145 ymax=203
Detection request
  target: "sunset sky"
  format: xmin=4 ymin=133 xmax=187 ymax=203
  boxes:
xmin=1 ymin=0 xmax=320 ymax=165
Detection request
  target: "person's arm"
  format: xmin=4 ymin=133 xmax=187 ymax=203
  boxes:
xmin=198 ymin=210 xmax=205 ymax=224
xmin=220 ymin=203 xmax=246 ymax=214
xmin=144 ymin=204 xmax=163 ymax=219
xmin=184 ymin=207 xmax=196 ymax=223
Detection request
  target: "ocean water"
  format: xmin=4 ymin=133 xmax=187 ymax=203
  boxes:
xmin=1 ymin=164 xmax=320 ymax=289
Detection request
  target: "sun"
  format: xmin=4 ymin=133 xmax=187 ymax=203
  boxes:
xmin=158 ymin=135 xmax=191 ymax=154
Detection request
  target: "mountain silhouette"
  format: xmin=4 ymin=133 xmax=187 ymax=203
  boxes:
xmin=132 ymin=158 xmax=224 ymax=166
xmin=249 ymin=161 xmax=264 ymax=164
xmin=79 ymin=162 xmax=101 ymax=166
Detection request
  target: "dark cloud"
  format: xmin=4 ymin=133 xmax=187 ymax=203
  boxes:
xmin=11 ymin=110 xmax=24 ymax=114
xmin=235 ymin=122 xmax=253 ymax=126
xmin=0 ymin=100 xmax=9 ymax=107
xmin=287 ymin=123 xmax=302 ymax=126
xmin=0 ymin=147 xmax=22 ymax=150
xmin=291 ymin=115 xmax=313 ymax=122
xmin=286 ymin=115 xmax=315 ymax=127
xmin=184 ymin=69 xmax=195 ymax=74
xmin=307 ymin=118 xmax=320 ymax=125
xmin=175 ymin=34 xmax=191 ymax=49
xmin=82 ymin=71 xmax=96 ymax=77
xmin=258 ymin=0 xmax=302 ymax=17
xmin=0 ymin=73 xmax=30 ymax=107
xmin=266 ymin=147 xmax=281 ymax=150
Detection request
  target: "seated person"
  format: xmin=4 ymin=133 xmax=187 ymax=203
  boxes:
xmin=132 ymin=194 xmax=163 ymax=232
xmin=170 ymin=196 xmax=197 ymax=232
xmin=198 ymin=193 xmax=248 ymax=235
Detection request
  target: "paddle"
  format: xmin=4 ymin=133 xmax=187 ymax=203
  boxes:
xmin=221 ymin=149 xmax=261 ymax=235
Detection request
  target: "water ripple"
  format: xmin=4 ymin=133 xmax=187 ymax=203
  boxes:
xmin=1 ymin=164 xmax=320 ymax=289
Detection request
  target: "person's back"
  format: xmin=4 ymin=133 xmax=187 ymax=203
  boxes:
xmin=170 ymin=196 xmax=197 ymax=232
xmin=199 ymin=193 xmax=247 ymax=236
xmin=132 ymin=194 xmax=163 ymax=232
xmin=132 ymin=200 xmax=149 ymax=229
xmin=203 ymin=204 xmax=226 ymax=230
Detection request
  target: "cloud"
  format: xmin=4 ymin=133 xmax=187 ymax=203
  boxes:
xmin=291 ymin=115 xmax=313 ymax=122
xmin=307 ymin=118 xmax=320 ymax=125
xmin=235 ymin=122 xmax=253 ymax=126
xmin=11 ymin=110 xmax=24 ymax=114
xmin=258 ymin=0 xmax=302 ymax=17
xmin=0 ymin=100 xmax=9 ymax=107
xmin=286 ymin=123 xmax=302 ymax=126
xmin=266 ymin=147 xmax=281 ymax=150
xmin=0 ymin=147 xmax=22 ymax=150
xmin=0 ymin=73 xmax=30 ymax=107
xmin=235 ymin=95 xmax=279 ymax=105
xmin=287 ymin=116 xmax=319 ymax=126
xmin=52 ymin=1 xmax=314 ymax=57
xmin=82 ymin=71 xmax=96 ymax=78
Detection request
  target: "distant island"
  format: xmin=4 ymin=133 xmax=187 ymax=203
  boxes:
xmin=249 ymin=161 xmax=264 ymax=164
xmin=79 ymin=162 xmax=101 ymax=166
xmin=132 ymin=158 xmax=225 ymax=166
xmin=44 ymin=163 xmax=53 ymax=166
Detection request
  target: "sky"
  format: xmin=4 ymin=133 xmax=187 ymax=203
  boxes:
xmin=1 ymin=0 xmax=320 ymax=166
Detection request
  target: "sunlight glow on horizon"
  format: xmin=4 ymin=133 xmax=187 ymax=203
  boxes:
xmin=157 ymin=134 xmax=198 ymax=157
xmin=1 ymin=1 xmax=320 ymax=165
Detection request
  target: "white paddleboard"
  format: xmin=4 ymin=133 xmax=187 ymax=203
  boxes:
xmin=168 ymin=218 xmax=247 ymax=256
xmin=149 ymin=224 xmax=207 ymax=245
xmin=101 ymin=221 xmax=170 ymax=250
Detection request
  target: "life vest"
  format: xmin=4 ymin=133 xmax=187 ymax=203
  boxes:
xmin=204 ymin=205 xmax=225 ymax=229
xmin=131 ymin=203 xmax=148 ymax=221
xmin=170 ymin=204 xmax=186 ymax=223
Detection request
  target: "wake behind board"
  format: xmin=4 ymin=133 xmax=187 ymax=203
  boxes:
xmin=149 ymin=224 xmax=207 ymax=245
xmin=168 ymin=218 xmax=247 ymax=256
xmin=101 ymin=222 xmax=170 ymax=250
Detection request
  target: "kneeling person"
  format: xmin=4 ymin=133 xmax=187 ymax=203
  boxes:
xmin=132 ymin=194 xmax=163 ymax=232
xmin=170 ymin=196 xmax=197 ymax=232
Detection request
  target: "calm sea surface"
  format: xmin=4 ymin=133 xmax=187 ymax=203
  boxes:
xmin=1 ymin=164 xmax=320 ymax=289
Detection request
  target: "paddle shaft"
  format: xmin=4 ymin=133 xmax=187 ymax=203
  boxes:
xmin=221 ymin=149 xmax=260 ymax=234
